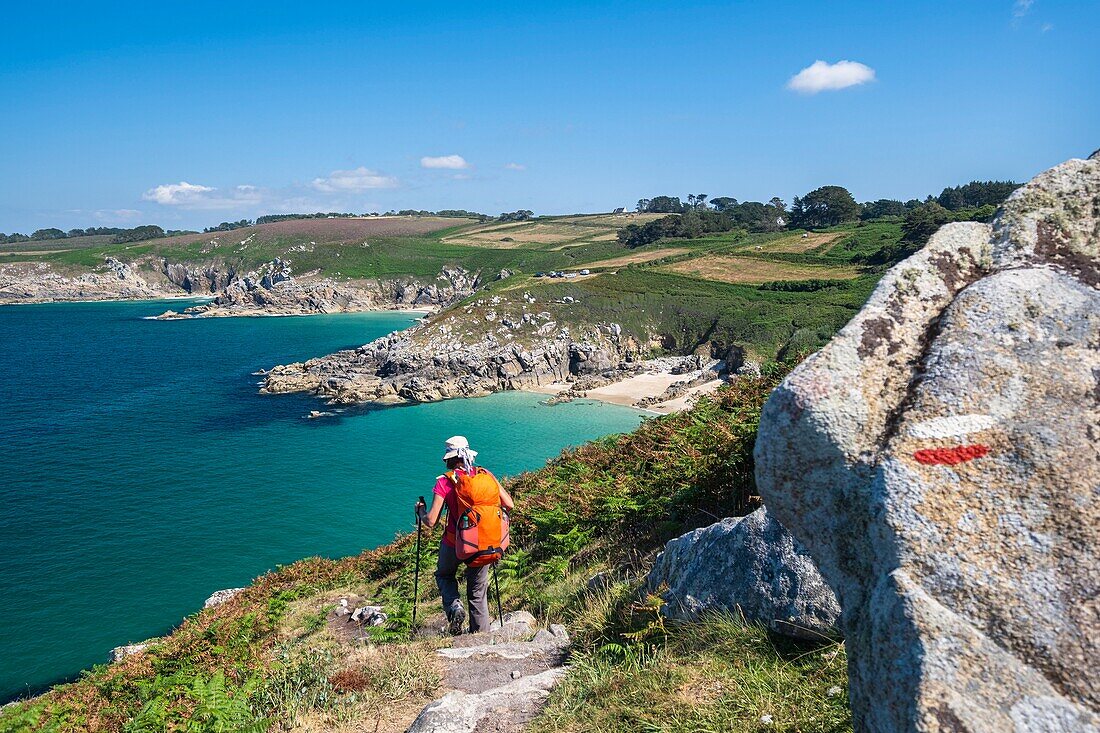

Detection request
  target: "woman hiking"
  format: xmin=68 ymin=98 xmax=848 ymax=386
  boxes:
xmin=417 ymin=435 xmax=514 ymax=635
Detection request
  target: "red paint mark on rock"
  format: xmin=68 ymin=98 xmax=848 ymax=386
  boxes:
xmin=913 ymin=444 xmax=989 ymax=466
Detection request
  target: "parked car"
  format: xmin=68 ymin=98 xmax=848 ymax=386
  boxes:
xmin=535 ymin=272 xmax=546 ymax=277
xmin=579 ymin=269 xmax=590 ymax=275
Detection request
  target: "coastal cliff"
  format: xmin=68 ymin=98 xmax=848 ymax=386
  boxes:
xmin=157 ymin=262 xmax=482 ymax=318
xmin=262 ymin=302 xmax=641 ymax=404
xmin=0 ymin=254 xmax=482 ymax=317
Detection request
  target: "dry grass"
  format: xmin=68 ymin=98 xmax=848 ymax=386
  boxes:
xmin=443 ymin=222 xmax=596 ymax=248
xmin=149 ymin=217 xmax=471 ymax=250
xmin=579 ymin=247 xmax=690 ymax=268
xmin=746 ymin=231 xmax=844 ymax=254
xmin=661 ymin=255 xmax=859 ymax=284
xmin=556 ymin=214 xmax=668 ymax=227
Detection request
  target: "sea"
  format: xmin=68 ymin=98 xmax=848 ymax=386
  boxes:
xmin=0 ymin=300 xmax=646 ymax=701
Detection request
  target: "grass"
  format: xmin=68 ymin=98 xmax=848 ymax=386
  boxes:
xmin=498 ymin=268 xmax=877 ymax=361
xmin=534 ymin=613 xmax=849 ymax=733
xmin=661 ymin=255 xmax=861 ymax=284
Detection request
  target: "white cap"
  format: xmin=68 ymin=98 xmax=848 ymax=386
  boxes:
xmin=443 ymin=435 xmax=478 ymax=460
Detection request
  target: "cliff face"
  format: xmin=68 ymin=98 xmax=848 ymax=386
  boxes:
xmin=1 ymin=252 xmax=482 ymax=318
xmin=0 ymin=259 xmax=174 ymax=303
xmin=165 ymin=263 xmax=481 ymax=317
xmin=263 ymin=307 xmax=639 ymax=405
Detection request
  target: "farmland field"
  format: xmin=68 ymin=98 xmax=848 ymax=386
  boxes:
xmin=581 ymin=247 xmax=691 ymax=268
xmin=661 ymin=255 xmax=861 ymax=284
xmin=744 ymin=231 xmax=844 ymax=254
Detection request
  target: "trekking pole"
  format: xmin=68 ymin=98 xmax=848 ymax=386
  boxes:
xmin=412 ymin=496 xmax=425 ymax=628
xmin=492 ymin=561 xmax=504 ymax=626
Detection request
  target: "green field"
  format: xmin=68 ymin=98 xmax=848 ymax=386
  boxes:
xmin=4 ymin=214 xmax=900 ymax=362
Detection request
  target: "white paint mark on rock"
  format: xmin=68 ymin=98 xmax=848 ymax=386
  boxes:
xmin=906 ymin=414 xmax=997 ymax=440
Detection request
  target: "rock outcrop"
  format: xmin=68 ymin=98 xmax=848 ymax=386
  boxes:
xmin=162 ymin=263 xmax=480 ymax=317
xmin=263 ymin=305 xmax=638 ymax=405
xmin=203 ymin=587 xmax=245 ymax=609
xmin=406 ymin=668 xmax=567 ymax=733
xmin=755 ymin=152 xmax=1100 ymax=730
xmin=647 ymin=507 xmax=840 ymax=640
xmin=0 ymin=258 xmax=171 ymax=303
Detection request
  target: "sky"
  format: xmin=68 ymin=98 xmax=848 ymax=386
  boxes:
xmin=1 ymin=0 xmax=1096 ymax=233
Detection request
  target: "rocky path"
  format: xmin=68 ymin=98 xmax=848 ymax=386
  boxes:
xmin=406 ymin=611 xmax=571 ymax=733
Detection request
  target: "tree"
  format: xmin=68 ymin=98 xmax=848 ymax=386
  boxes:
xmin=860 ymin=199 xmax=906 ymax=220
xmin=710 ymin=197 xmax=738 ymax=212
xmin=902 ymin=202 xmax=952 ymax=243
xmin=936 ymin=180 xmax=1020 ymax=210
xmin=644 ymin=196 xmax=685 ymax=213
xmin=112 ymin=225 xmax=166 ymax=243
xmin=31 ymin=228 xmax=66 ymax=240
xmin=789 ymin=185 xmax=860 ymax=229
xmin=694 ymin=194 xmax=708 ymax=211
xmin=635 ymin=198 xmax=651 ymax=213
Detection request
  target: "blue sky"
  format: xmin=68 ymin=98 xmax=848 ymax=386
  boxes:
xmin=1 ymin=0 xmax=1096 ymax=232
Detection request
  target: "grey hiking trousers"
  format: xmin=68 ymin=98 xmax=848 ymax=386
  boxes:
xmin=435 ymin=540 xmax=490 ymax=633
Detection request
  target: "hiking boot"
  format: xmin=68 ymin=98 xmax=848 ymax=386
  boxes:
xmin=448 ymin=604 xmax=466 ymax=636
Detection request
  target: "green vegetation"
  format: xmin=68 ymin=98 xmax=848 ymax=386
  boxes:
xmin=935 ymin=180 xmax=1019 ymax=210
xmin=789 ymin=186 xmax=861 ymax=229
xmin=519 ymin=268 xmax=875 ymax=360
xmin=0 ymin=370 xmax=850 ymax=733
xmin=618 ymin=213 xmax=746 ymax=248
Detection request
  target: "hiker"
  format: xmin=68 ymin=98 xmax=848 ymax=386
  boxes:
xmin=417 ymin=435 xmax=514 ymax=635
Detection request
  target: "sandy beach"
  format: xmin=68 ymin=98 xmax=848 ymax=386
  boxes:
xmin=524 ymin=370 xmax=727 ymax=415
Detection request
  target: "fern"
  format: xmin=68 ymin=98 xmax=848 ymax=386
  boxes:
xmin=184 ymin=671 xmax=266 ymax=733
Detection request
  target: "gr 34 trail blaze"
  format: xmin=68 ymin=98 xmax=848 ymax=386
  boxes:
xmin=447 ymin=468 xmax=510 ymax=567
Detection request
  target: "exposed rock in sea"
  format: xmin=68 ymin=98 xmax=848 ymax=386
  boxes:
xmin=647 ymin=507 xmax=840 ymax=640
xmin=755 ymin=152 xmax=1100 ymax=730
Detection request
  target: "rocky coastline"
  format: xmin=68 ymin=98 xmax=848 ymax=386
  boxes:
xmin=262 ymin=299 xmax=748 ymax=410
xmin=154 ymin=261 xmax=481 ymax=319
xmin=0 ymin=255 xmax=482 ymax=319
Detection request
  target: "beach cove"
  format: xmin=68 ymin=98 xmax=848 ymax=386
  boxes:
xmin=0 ymin=300 xmax=645 ymax=701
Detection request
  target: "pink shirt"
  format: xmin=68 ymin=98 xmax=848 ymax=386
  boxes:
xmin=433 ymin=467 xmax=498 ymax=547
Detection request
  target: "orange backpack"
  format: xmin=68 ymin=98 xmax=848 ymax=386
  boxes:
xmin=447 ymin=467 xmax=510 ymax=567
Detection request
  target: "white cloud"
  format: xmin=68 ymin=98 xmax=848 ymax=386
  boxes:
xmin=786 ymin=60 xmax=876 ymax=94
xmin=420 ymin=154 xmax=469 ymax=169
xmin=504 ymin=162 xmax=526 ymax=171
xmin=94 ymin=208 xmax=142 ymax=223
xmin=1041 ymin=22 xmax=1054 ymax=31
xmin=142 ymin=181 xmax=215 ymax=206
xmin=310 ymin=167 xmax=398 ymax=192
xmin=1013 ymin=0 xmax=1034 ymax=19
xmin=142 ymin=181 xmax=264 ymax=210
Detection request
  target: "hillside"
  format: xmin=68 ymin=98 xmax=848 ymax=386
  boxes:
xmin=1 ymin=212 xmax=900 ymax=413
xmin=0 ymin=369 xmax=850 ymax=733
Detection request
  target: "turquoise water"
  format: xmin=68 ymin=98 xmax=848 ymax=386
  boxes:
xmin=0 ymin=300 xmax=645 ymax=701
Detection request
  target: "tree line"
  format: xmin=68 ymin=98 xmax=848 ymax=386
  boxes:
xmin=0 ymin=225 xmax=193 ymax=245
xmin=623 ymin=180 xmax=1019 ymax=249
